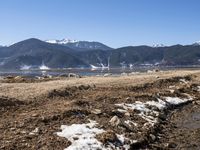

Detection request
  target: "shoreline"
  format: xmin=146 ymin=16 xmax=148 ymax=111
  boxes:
xmin=0 ymin=66 xmax=200 ymax=77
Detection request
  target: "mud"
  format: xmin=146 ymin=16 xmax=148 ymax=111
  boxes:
xmin=0 ymin=70 xmax=200 ymax=149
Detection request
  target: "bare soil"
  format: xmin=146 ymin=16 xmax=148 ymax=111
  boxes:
xmin=0 ymin=70 xmax=200 ymax=149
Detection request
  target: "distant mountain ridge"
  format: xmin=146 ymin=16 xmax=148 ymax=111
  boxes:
xmin=152 ymin=44 xmax=165 ymax=48
xmin=0 ymin=38 xmax=200 ymax=70
xmin=0 ymin=45 xmax=5 ymax=48
xmin=193 ymin=41 xmax=200 ymax=46
xmin=45 ymin=38 xmax=78 ymax=44
xmin=0 ymin=38 xmax=88 ymax=69
xmin=45 ymin=39 xmax=113 ymax=51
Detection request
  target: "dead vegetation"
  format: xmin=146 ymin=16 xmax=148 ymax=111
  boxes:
xmin=0 ymin=70 xmax=200 ymax=149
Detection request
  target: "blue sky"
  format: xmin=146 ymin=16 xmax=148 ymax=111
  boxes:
xmin=0 ymin=0 xmax=200 ymax=48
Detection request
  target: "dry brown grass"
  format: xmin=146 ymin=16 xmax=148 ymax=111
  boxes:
xmin=0 ymin=70 xmax=199 ymax=101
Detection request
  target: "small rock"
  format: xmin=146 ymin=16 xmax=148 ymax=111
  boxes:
xmin=103 ymin=73 xmax=112 ymax=77
xmin=147 ymin=70 xmax=153 ymax=73
xmin=122 ymin=121 xmax=135 ymax=131
xmin=167 ymin=142 xmax=177 ymax=148
xmin=14 ymin=76 xmax=23 ymax=80
xmin=109 ymin=116 xmax=121 ymax=126
xmin=169 ymin=85 xmax=176 ymax=89
xmin=43 ymin=75 xmax=52 ymax=79
xmin=133 ymin=109 xmax=141 ymax=114
xmin=5 ymin=75 xmax=15 ymax=79
xmin=68 ymin=73 xmax=81 ymax=78
xmin=195 ymin=101 xmax=200 ymax=105
xmin=159 ymin=113 xmax=167 ymax=120
xmin=125 ymin=112 xmax=130 ymax=116
xmin=126 ymin=97 xmax=131 ymax=101
xmin=153 ymin=69 xmax=159 ymax=72
xmin=121 ymin=72 xmax=128 ymax=76
xmin=32 ymin=113 xmax=39 ymax=117
xmin=36 ymin=76 xmax=43 ymax=80
xmin=29 ymin=127 xmax=40 ymax=135
xmin=149 ymin=134 xmax=156 ymax=141
xmin=169 ymin=89 xmax=175 ymax=93
xmin=21 ymin=130 xmax=27 ymax=134
xmin=91 ymin=109 xmax=102 ymax=115
xmin=129 ymin=72 xmax=139 ymax=75
xmin=10 ymin=128 xmax=15 ymax=131
xmin=179 ymin=79 xmax=188 ymax=84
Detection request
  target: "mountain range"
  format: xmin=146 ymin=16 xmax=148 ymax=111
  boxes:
xmin=0 ymin=38 xmax=200 ymax=70
xmin=193 ymin=41 xmax=200 ymax=46
xmin=45 ymin=39 xmax=112 ymax=51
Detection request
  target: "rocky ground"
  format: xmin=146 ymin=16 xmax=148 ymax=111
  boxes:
xmin=0 ymin=70 xmax=200 ymax=150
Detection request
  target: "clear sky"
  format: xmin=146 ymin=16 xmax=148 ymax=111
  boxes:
xmin=0 ymin=0 xmax=200 ymax=48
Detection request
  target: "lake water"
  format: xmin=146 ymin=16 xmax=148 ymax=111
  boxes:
xmin=0 ymin=68 xmax=137 ymax=77
xmin=0 ymin=66 xmax=199 ymax=77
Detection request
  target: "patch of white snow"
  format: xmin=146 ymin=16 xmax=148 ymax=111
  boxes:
xmin=165 ymin=97 xmax=191 ymax=105
xmin=57 ymin=120 xmax=104 ymax=150
xmin=20 ymin=65 xmax=32 ymax=70
xmin=39 ymin=64 xmax=50 ymax=70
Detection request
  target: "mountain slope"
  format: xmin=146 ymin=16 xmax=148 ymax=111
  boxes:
xmin=109 ymin=46 xmax=164 ymax=67
xmin=77 ymin=50 xmax=110 ymax=67
xmin=110 ymin=45 xmax=200 ymax=66
xmin=45 ymin=39 xmax=112 ymax=51
xmin=193 ymin=41 xmax=200 ymax=46
xmin=1 ymin=38 xmax=200 ymax=70
xmin=64 ymin=41 xmax=113 ymax=51
xmin=45 ymin=38 xmax=78 ymax=44
xmin=163 ymin=45 xmax=200 ymax=65
xmin=0 ymin=38 xmax=88 ymax=69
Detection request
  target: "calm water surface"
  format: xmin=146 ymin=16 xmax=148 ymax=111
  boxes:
xmin=0 ymin=66 xmax=199 ymax=77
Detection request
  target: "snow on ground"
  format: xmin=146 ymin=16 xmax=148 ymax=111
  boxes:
xmin=115 ymin=96 xmax=192 ymax=125
xmin=124 ymin=120 xmax=138 ymax=127
xmin=39 ymin=64 xmax=50 ymax=70
xmin=116 ymin=101 xmax=159 ymax=125
xmin=179 ymin=78 xmax=188 ymax=84
xmin=146 ymin=98 xmax=166 ymax=110
xmin=57 ymin=120 xmax=132 ymax=150
xmin=57 ymin=120 xmax=104 ymax=150
xmin=165 ymin=97 xmax=191 ymax=105
xmin=57 ymin=96 xmax=192 ymax=149
xmin=45 ymin=38 xmax=78 ymax=44
xmin=20 ymin=65 xmax=32 ymax=70
xmin=90 ymin=64 xmax=101 ymax=70
xmin=90 ymin=64 xmax=109 ymax=70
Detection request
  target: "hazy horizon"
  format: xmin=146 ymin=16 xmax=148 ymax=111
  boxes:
xmin=2 ymin=37 xmax=200 ymax=48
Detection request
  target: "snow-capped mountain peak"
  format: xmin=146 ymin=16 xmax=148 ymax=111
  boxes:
xmin=0 ymin=45 xmax=8 ymax=47
xmin=59 ymin=38 xmax=78 ymax=44
xmin=193 ymin=41 xmax=200 ymax=46
xmin=45 ymin=38 xmax=78 ymax=44
xmin=152 ymin=44 xmax=165 ymax=48
xmin=44 ymin=38 xmax=112 ymax=50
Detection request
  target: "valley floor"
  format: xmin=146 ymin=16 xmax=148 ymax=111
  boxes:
xmin=0 ymin=70 xmax=200 ymax=149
